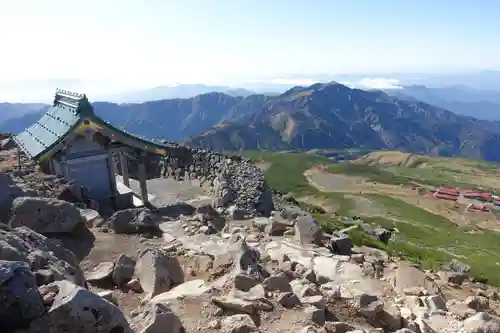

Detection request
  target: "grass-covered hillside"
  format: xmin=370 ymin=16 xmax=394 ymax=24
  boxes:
xmin=239 ymin=150 xmax=500 ymax=285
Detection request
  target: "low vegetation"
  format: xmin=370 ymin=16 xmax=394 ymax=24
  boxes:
xmin=240 ymin=150 xmax=500 ymax=285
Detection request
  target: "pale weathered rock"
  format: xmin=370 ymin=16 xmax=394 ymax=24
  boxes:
xmin=265 ymin=214 xmax=293 ymax=236
xmin=463 ymin=312 xmax=500 ymax=333
xmin=394 ymin=264 xmax=440 ymax=296
xmin=447 ymin=299 xmax=476 ymax=319
xmin=0 ymin=260 xmax=45 ymax=332
xmin=112 ymin=254 xmax=136 ymax=286
xmin=220 ymin=314 xmax=258 ymax=333
xmin=294 ymin=215 xmax=323 ymax=246
xmin=302 ymin=295 xmax=326 ymax=310
xmin=422 ymin=313 xmax=462 ymax=333
xmin=126 ymin=278 xmax=142 ymax=292
xmin=424 ymin=294 xmax=447 ymax=312
xmin=149 ymin=279 xmax=211 ymax=303
xmin=212 ymin=295 xmax=255 ymax=314
xmin=10 ymin=197 xmax=85 ymax=234
xmin=86 ymin=262 xmax=114 ymax=283
xmin=324 ymin=321 xmax=353 ymax=333
xmin=136 ymin=248 xmax=185 ymax=299
xmin=97 ymin=290 xmax=118 ymax=305
xmin=291 ymin=279 xmax=318 ymax=298
xmin=105 ymin=208 xmax=159 ymax=234
xmin=46 ymin=280 xmax=131 ymax=332
xmin=313 ymin=256 xmax=364 ymax=283
xmin=466 ymin=295 xmax=490 ymax=311
xmin=132 ymin=302 xmax=183 ymax=333
xmin=0 ymin=225 xmax=85 ymax=286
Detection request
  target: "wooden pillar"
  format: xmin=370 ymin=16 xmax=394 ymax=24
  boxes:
xmin=119 ymin=150 xmax=130 ymax=187
xmin=107 ymin=149 xmax=118 ymax=195
xmin=17 ymin=148 xmax=21 ymax=169
xmin=138 ymin=152 xmax=149 ymax=205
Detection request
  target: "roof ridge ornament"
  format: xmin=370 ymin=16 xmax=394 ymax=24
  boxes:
xmin=55 ymin=88 xmax=86 ymax=100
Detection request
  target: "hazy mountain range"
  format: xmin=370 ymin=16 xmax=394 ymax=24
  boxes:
xmin=2 ymin=81 xmax=500 ymax=162
xmin=388 ymin=85 xmax=500 ymax=121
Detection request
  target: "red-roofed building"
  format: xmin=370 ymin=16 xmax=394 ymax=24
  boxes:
xmin=436 ymin=188 xmax=460 ymax=195
xmin=468 ymin=203 xmax=490 ymax=212
xmin=434 ymin=193 xmax=459 ymax=201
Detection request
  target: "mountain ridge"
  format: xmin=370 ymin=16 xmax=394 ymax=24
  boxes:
xmin=185 ymin=82 xmax=500 ymax=162
xmin=4 ymin=82 xmax=500 ymax=162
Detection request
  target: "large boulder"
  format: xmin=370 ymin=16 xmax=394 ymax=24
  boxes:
xmin=394 ymin=263 xmax=440 ymax=296
xmin=10 ymin=197 xmax=85 ymax=234
xmin=294 ymin=215 xmax=324 ymax=246
xmin=0 ymin=224 xmax=85 ymax=286
xmin=136 ymin=248 xmax=185 ymax=299
xmin=42 ymin=280 xmax=132 ymax=333
xmin=0 ymin=260 xmax=45 ymax=332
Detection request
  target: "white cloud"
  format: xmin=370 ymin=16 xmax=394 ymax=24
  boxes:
xmin=244 ymin=78 xmax=319 ymax=86
xmin=340 ymin=78 xmax=403 ymax=90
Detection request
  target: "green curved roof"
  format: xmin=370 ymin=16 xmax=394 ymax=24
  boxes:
xmin=14 ymin=89 xmax=175 ymax=160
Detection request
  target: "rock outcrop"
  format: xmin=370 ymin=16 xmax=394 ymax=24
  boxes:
xmin=0 ymin=224 xmax=85 ymax=286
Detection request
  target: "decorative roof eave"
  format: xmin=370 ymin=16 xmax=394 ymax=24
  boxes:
xmin=15 ymin=89 xmax=184 ymax=161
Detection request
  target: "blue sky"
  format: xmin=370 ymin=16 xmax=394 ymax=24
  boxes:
xmin=0 ymin=0 xmax=499 ymax=100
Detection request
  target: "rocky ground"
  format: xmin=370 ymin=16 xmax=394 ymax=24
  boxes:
xmin=1 ymin=148 xmax=500 ymax=332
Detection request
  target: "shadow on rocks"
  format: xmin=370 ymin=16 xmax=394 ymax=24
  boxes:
xmin=49 ymin=223 xmax=96 ymax=263
xmin=153 ymin=202 xmax=196 ymax=219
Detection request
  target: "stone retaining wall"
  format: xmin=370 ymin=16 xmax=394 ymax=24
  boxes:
xmin=160 ymin=147 xmax=274 ymax=216
xmin=113 ymin=145 xmax=274 ymax=217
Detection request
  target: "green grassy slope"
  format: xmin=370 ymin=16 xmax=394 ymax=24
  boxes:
xmin=239 ymin=150 xmax=500 ymax=285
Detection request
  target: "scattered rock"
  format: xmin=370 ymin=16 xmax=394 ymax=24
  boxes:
xmin=324 ymin=321 xmax=353 ymax=333
xmin=212 ymin=295 xmax=255 ymax=314
xmin=105 ymin=208 xmax=159 ymax=234
xmin=328 ymin=233 xmax=352 ymax=255
xmin=278 ymin=292 xmax=300 ymax=308
xmin=149 ymin=279 xmax=211 ymax=303
xmin=262 ymin=274 xmax=292 ymax=292
xmin=354 ymin=293 xmax=384 ymax=319
xmin=0 ymin=225 xmax=85 ymax=286
xmin=234 ymin=273 xmax=260 ymax=292
xmin=463 ymin=312 xmax=500 ymax=333
xmin=304 ymin=305 xmax=325 ymax=326
xmin=220 ymin=314 xmax=258 ymax=333
xmin=465 ymin=295 xmax=490 ymax=311
xmin=46 ymin=280 xmax=132 ymax=332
